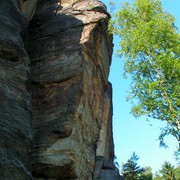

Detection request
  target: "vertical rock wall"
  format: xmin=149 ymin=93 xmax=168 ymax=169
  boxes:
xmin=0 ymin=0 xmax=120 ymax=179
xmin=0 ymin=0 xmax=32 ymax=179
xmin=96 ymin=83 xmax=114 ymax=160
xmin=29 ymin=0 xmax=113 ymax=179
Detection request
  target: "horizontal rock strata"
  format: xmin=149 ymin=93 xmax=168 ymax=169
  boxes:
xmin=29 ymin=0 xmax=113 ymax=179
xmin=0 ymin=0 xmax=32 ymax=179
xmin=0 ymin=0 xmax=120 ymax=179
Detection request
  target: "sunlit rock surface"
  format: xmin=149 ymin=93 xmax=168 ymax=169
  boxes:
xmin=0 ymin=0 xmax=121 ymax=179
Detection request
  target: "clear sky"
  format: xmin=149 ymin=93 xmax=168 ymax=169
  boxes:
xmin=101 ymin=0 xmax=180 ymax=173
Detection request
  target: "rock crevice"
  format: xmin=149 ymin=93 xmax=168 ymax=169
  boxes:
xmin=0 ymin=0 xmax=121 ymax=179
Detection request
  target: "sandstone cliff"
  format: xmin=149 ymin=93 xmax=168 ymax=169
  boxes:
xmin=0 ymin=0 xmax=121 ymax=179
xmin=0 ymin=1 xmax=32 ymax=179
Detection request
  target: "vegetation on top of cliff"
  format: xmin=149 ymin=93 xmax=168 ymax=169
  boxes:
xmin=108 ymin=0 xmax=180 ymax=155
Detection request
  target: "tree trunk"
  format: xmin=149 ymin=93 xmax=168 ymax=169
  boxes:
xmin=0 ymin=0 xmax=32 ymax=179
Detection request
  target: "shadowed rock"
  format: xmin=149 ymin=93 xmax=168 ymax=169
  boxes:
xmin=0 ymin=0 xmax=32 ymax=179
xmin=29 ymin=0 xmax=113 ymax=179
xmin=0 ymin=0 xmax=118 ymax=179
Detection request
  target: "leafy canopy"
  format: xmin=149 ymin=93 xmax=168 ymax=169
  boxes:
xmin=154 ymin=161 xmax=180 ymax=180
xmin=109 ymin=0 xmax=180 ymax=150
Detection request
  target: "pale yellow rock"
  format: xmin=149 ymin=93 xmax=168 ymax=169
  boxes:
xmin=96 ymin=90 xmax=112 ymax=159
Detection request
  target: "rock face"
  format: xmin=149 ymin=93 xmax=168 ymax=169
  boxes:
xmin=0 ymin=0 xmax=32 ymax=179
xmin=93 ymin=156 xmax=121 ymax=180
xmin=0 ymin=0 xmax=121 ymax=179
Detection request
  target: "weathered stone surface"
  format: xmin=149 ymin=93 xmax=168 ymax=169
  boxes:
xmin=100 ymin=169 xmax=122 ymax=180
xmin=22 ymin=0 xmax=39 ymax=22
xmin=93 ymin=156 xmax=122 ymax=180
xmin=96 ymin=83 xmax=114 ymax=160
xmin=29 ymin=0 xmax=113 ymax=179
xmin=0 ymin=0 xmax=116 ymax=179
xmin=93 ymin=83 xmax=122 ymax=179
xmin=0 ymin=0 xmax=32 ymax=179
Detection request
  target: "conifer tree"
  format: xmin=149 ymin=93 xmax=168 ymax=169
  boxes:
xmin=121 ymin=152 xmax=145 ymax=179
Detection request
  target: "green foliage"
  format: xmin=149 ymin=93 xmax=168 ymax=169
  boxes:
xmin=153 ymin=161 xmax=179 ymax=180
xmin=109 ymin=1 xmax=115 ymax=6
xmin=121 ymin=152 xmax=152 ymax=180
xmin=174 ymin=166 xmax=180 ymax=179
xmin=153 ymin=172 xmax=162 ymax=180
xmin=160 ymin=161 xmax=176 ymax=180
xmin=141 ymin=167 xmax=153 ymax=180
xmin=174 ymin=151 xmax=180 ymax=165
xmin=109 ymin=0 xmax=180 ymax=151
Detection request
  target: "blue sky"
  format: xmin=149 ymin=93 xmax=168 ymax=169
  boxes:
xmin=101 ymin=0 xmax=180 ymax=173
